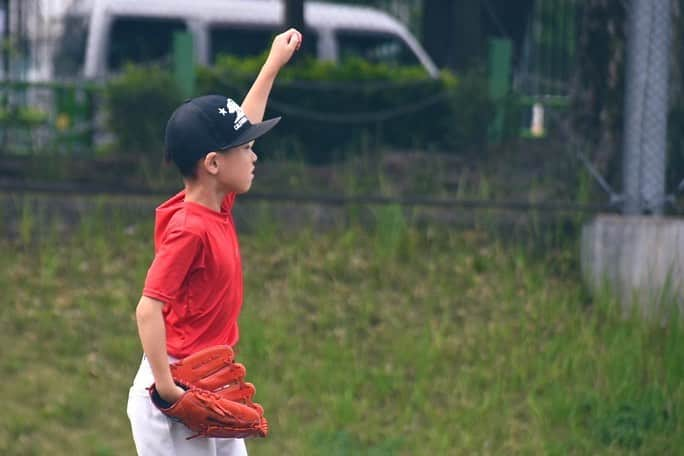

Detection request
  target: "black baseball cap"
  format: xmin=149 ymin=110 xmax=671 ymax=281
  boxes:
xmin=164 ymin=94 xmax=281 ymax=172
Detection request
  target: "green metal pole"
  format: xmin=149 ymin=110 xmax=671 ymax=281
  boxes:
xmin=1 ymin=0 xmax=8 ymax=79
xmin=1 ymin=0 xmax=8 ymax=153
xmin=488 ymin=38 xmax=512 ymax=142
xmin=173 ymin=31 xmax=195 ymax=99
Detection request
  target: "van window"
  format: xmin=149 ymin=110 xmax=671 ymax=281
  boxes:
xmin=210 ymin=25 xmax=319 ymax=62
xmin=108 ymin=17 xmax=187 ymax=71
xmin=210 ymin=25 xmax=276 ymax=62
xmin=336 ymin=30 xmax=421 ymax=67
xmin=54 ymin=15 xmax=89 ymax=78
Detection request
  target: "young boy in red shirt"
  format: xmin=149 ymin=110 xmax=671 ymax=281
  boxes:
xmin=127 ymin=28 xmax=302 ymax=456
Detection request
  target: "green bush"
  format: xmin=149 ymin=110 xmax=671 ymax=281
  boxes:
xmin=197 ymin=55 xmax=493 ymax=162
xmin=103 ymin=65 xmax=183 ymax=162
xmin=102 ymin=57 xmax=494 ymax=165
xmin=0 ymin=106 xmax=49 ymax=127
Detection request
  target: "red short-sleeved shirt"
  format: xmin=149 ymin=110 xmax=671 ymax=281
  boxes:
xmin=143 ymin=190 xmax=243 ymax=358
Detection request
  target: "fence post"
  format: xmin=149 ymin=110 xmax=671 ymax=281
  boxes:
xmin=622 ymin=0 xmax=672 ymax=214
xmin=173 ymin=31 xmax=195 ymax=99
xmin=1 ymin=0 xmax=7 ymax=78
xmin=581 ymin=0 xmax=677 ymax=322
xmin=488 ymin=38 xmax=512 ymax=143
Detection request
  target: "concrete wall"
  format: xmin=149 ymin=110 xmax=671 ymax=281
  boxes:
xmin=581 ymin=215 xmax=684 ymax=320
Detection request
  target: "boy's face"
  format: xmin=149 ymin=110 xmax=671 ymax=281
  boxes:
xmin=215 ymin=142 xmax=258 ymax=194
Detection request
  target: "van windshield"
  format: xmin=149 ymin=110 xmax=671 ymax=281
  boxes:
xmin=108 ymin=17 xmax=187 ymax=72
xmin=54 ymin=15 xmax=89 ymax=78
xmin=336 ymin=30 xmax=421 ymax=68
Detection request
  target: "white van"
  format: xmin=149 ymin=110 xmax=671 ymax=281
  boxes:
xmin=54 ymin=0 xmax=439 ymax=79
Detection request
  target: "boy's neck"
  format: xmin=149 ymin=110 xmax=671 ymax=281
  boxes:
xmin=183 ymin=180 xmax=227 ymax=213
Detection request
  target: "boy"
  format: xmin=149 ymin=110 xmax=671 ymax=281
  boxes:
xmin=126 ymin=28 xmax=302 ymax=456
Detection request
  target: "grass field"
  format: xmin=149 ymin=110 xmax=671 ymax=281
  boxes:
xmin=1 ymin=205 xmax=682 ymax=455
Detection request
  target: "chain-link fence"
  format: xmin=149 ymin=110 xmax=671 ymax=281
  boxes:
xmin=623 ymin=0 xmax=672 ymax=215
xmin=1 ymin=0 xmax=683 ymax=220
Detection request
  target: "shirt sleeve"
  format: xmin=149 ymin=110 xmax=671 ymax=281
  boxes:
xmin=143 ymin=228 xmax=204 ymax=303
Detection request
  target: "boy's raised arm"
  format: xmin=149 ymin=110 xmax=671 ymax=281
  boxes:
xmin=241 ymin=28 xmax=302 ymax=123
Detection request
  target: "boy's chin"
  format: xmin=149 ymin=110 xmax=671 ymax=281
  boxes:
xmin=235 ymin=183 xmax=253 ymax=194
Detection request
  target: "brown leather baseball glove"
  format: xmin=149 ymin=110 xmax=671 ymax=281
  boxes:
xmin=149 ymin=384 xmax=268 ymax=439
xmin=149 ymin=345 xmax=267 ymax=439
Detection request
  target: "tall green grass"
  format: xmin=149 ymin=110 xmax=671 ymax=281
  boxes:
xmin=1 ymin=204 xmax=682 ymax=455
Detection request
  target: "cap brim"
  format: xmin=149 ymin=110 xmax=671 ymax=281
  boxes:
xmin=218 ymin=117 xmax=281 ymax=150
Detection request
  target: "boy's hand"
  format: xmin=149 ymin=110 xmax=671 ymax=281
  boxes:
xmin=157 ymin=382 xmax=186 ymax=405
xmin=264 ymin=28 xmax=303 ymax=72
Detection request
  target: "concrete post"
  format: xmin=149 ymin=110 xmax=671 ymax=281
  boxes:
xmin=582 ymin=215 xmax=684 ymax=321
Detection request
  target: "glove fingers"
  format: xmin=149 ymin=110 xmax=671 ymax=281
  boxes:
xmin=170 ymin=345 xmax=235 ymax=386
xmin=191 ymin=363 xmax=247 ymax=391
xmin=215 ymin=382 xmax=264 ymax=416
xmin=196 ymin=392 xmax=261 ymax=422
xmin=216 ymin=381 xmax=255 ymax=401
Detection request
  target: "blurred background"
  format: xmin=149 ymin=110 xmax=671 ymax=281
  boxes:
xmin=2 ymin=0 xmax=684 ymax=454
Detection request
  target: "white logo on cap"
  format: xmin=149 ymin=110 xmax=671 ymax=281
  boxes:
xmin=226 ymin=99 xmax=248 ymax=131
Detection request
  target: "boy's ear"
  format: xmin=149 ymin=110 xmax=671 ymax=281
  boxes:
xmin=203 ymin=152 xmax=219 ymax=175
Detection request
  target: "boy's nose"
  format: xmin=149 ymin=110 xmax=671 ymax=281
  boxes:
xmin=251 ymin=151 xmax=258 ymax=162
